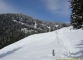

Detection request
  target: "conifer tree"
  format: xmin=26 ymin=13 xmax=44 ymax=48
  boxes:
xmin=70 ymin=0 xmax=83 ymax=29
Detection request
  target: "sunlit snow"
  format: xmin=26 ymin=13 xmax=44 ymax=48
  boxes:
xmin=0 ymin=26 xmax=83 ymax=60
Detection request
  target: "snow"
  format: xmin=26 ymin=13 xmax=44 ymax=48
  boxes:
xmin=34 ymin=21 xmax=37 ymax=28
xmin=55 ymin=25 xmax=58 ymax=28
xmin=21 ymin=28 xmax=29 ymax=33
xmin=0 ymin=26 xmax=83 ymax=60
xmin=13 ymin=20 xmax=34 ymax=28
xmin=13 ymin=20 xmax=18 ymax=22
xmin=47 ymin=26 xmax=51 ymax=31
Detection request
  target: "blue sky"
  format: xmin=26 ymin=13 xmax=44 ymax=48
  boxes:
xmin=0 ymin=0 xmax=71 ymax=23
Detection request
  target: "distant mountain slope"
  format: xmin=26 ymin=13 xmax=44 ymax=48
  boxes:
xmin=0 ymin=13 xmax=69 ymax=49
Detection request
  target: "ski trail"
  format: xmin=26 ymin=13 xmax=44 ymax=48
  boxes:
xmin=57 ymin=29 xmax=75 ymax=57
xmin=55 ymin=31 xmax=68 ymax=57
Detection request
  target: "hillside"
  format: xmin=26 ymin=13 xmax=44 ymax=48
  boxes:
xmin=0 ymin=13 xmax=69 ymax=49
xmin=0 ymin=26 xmax=83 ymax=60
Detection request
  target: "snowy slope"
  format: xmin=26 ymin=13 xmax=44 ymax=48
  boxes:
xmin=0 ymin=26 xmax=83 ymax=60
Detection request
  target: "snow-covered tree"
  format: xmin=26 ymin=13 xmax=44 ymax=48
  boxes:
xmin=70 ymin=0 xmax=83 ymax=29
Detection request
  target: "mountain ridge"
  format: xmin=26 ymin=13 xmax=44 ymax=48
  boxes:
xmin=0 ymin=13 xmax=69 ymax=49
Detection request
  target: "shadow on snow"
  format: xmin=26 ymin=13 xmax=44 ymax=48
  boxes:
xmin=0 ymin=47 xmax=22 ymax=59
xmin=64 ymin=40 xmax=83 ymax=58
